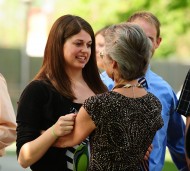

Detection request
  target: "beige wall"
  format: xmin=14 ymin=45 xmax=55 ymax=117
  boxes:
xmin=151 ymin=61 xmax=189 ymax=93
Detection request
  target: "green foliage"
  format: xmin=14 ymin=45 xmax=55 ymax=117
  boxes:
xmin=112 ymin=0 xmax=190 ymax=58
xmin=0 ymin=0 xmax=190 ymax=59
xmin=167 ymin=0 xmax=189 ymax=10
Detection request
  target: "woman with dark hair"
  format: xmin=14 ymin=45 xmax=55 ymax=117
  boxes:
xmin=16 ymin=14 xmax=107 ymax=171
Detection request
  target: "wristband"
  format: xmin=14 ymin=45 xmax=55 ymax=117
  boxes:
xmin=51 ymin=125 xmax=58 ymax=138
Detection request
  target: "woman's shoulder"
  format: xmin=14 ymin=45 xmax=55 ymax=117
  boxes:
xmin=87 ymin=91 xmax=111 ymax=101
xmin=19 ymin=80 xmax=53 ymax=101
xmin=144 ymin=93 xmax=163 ymax=119
xmin=24 ymin=80 xmax=50 ymax=93
xmin=83 ymin=92 xmax=113 ymax=110
xmin=146 ymin=92 xmax=162 ymax=105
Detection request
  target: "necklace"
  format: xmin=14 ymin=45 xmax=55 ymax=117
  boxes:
xmin=112 ymin=83 xmax=143 ymax=98
xmin=112 ymin=83 xmax=143 ymax=90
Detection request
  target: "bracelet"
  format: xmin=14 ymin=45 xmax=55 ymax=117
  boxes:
xmin=51 ymin=125 xmax=58 ymax=139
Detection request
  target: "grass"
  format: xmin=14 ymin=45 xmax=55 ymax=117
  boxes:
xmin=162 ymin=148 xmax=178 ymax=171
xmin=163 ymin=161 xmax=178 ymax=171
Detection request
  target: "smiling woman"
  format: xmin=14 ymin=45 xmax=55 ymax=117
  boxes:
xmin=16 ymin=14 xmax=107 ymax=171
xmin=63 ymin=30 xmax=92 ymax=69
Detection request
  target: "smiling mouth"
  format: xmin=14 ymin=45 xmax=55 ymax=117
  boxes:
xmin=76 ymin=56 xmax=86 ymax=62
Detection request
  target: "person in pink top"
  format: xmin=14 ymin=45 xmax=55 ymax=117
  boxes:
xmin=0 ymin=73 xmax=17 ymax=156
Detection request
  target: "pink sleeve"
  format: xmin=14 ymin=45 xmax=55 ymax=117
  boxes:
xmin=0 ymin=74 xmax=17 ymax=156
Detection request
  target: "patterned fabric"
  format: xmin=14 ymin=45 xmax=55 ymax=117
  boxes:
xmin=144 ymin=67 xmax=187 ymax=171
xmin=83 ymin=91 xmax=163 ymax=171
xmin=101 ymin=66 xmax=187 ymax=170
xmin=138 ymin=77 xmax=149 ymax=171
xmin=66 ymin=108 xmax=89 ymax=171
xmin=73 ymin=142 xmax=89 ymax=171
xmin=66 ymin=139 xmax=89 ymax=171
xmin=186 ymin=125 xmax=190 ymax=160
xmin=176 ymin=69 xmax=190 ymax=116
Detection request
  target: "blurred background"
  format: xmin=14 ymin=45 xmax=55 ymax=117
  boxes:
xmin=0 ymin=0 xmax=190 ymax=170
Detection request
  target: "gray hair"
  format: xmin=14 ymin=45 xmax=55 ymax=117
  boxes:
xmin=105 ymin=22 xmax=152 ymax=81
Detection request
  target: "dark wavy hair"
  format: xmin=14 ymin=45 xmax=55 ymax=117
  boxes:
xmin=34 ymin=14 xmax=107 ymax=100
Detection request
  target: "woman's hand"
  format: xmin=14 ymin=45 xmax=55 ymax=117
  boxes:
xmin=18 ymin=114 xmax=76 ymax=168
xmin=40 ymin=113 xmax=77 ymax=148
xmin=144 ymin=144 xmax=153 ymax=160
xmin=53 ymin=113 xmax=77 ymax=137
xmin=52 ymin=113 xmax=77 ymax=148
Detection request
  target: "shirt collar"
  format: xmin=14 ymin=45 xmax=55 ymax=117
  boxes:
xmin=143 ymin=65 xmax=151 ymax=89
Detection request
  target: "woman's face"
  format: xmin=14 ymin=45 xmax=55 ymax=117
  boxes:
xmin=95 ymin=34 xmax=105 ymax=70
xmin=63 ymin=30 xmax=92 ymax=70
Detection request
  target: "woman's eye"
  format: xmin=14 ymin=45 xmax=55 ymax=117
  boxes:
xmin=75 ymin=42 xmax=82 ymax=46
xmin=87 ymin=44 xmax=92 ymax=48
xmin=74 ymin=42 xmax=92 ymax=48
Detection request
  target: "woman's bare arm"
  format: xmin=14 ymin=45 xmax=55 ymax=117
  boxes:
xmin=18 ymin=114 xmax=76 ymax=168
xmin=54 ymin=107 xmax=96 ymax=148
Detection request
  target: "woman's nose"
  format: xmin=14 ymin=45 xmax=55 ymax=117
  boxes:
xmin=81 ymin=45 xmax=89 ymax=52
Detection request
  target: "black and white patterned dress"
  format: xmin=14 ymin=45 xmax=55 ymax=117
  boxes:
xmin=83 ymin=91 xmax=163 ymax=171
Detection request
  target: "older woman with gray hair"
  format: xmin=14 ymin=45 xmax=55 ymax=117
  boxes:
xmin=55 ymin=22 xmax=164 ymax=171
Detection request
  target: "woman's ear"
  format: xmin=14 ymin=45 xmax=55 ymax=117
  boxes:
xmin=111 ymin=60 xmax=119 ymax=82
xmin=112 ymin=60 xmax=118 ymax=69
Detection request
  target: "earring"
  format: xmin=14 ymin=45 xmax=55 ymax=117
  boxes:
xmin=100 ymin=51 xmax=104 ymax=58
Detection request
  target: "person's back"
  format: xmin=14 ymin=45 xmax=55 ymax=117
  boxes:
xmin=85 ymin=90 xmax=163 ymax=170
